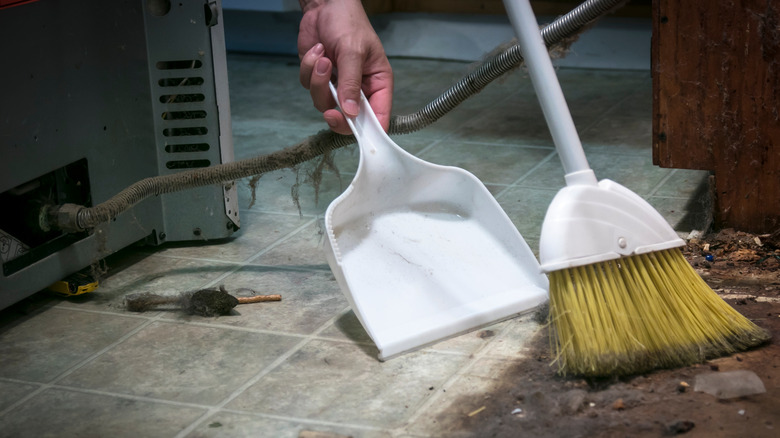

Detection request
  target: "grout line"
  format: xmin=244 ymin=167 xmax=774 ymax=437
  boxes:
xmin=396 ymin=320 xmax=531 ymax=435
xmin=41 ymin=306 xmax=380 ymax=348
xmin=210 ymin=408 xmax=390 ymax=434
xmin=414 ymin=137 xmax=447 ymax=156
xmin=197 ymin=217 xmax=319 ymax=289
xmin=646 ymin=168 xmax=677 ymax=198
xmin=51 ymin=385 xmax=213 ymax=410
xmin=148 ymin=315 xmax=376 ymax=349
xmin=1 ymin=62 xmax=656 ymax=437
xmin=150 ymin=252 xmax=332 ymax=272
xmin=173 ymin=306 xmax=355 ymax=438
xmin=47 ymin=305 xmax=157 ymax=320
xmin=495 ymin=86 xmax=652 ymax=202
xmin=0 ymin=315 xmax=160 ymax=418
xmin=393 ymin=312 xmax=544 ymax=436
xmin=494 ymin=150 xmax=559 ymax=199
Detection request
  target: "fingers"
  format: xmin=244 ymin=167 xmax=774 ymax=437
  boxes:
xmin=367 ymin=88 xmax=392 ymax=132
xmin=309 ymin=57 xmax=334 ymax=113
xmin=333 ymin=50 xmax=363 ymax=119
xmin=300 ymin=43 xmax=353 ymax=135
xmin=323 ymin=109 xmax=352 ymax=135
xmin=299 ymin=43 xmax=324 ymax=89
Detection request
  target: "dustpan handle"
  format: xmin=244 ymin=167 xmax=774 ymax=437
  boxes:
xmin=504 ymin=0 xmax=597 ymax=186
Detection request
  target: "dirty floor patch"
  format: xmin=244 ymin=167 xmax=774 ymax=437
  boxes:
xmin=434 ymin=231 xmax=779 ymax=437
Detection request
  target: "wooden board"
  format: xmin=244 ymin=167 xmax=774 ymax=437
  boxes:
xmin=652 ymin=0 xmax=780 ymax=233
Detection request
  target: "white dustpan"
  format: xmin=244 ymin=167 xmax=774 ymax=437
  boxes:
xmin=323 ymin=83 xmax=548 ymax=360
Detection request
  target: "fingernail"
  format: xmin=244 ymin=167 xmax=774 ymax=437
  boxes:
xmin=315 ymin=58 xmax=329 ymax=75
xmin=343 ymin=99 xmax=359 ymax=116
xmin=313 ymin=43 xmax=324 ymax=55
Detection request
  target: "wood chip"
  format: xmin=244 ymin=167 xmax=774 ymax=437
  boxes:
xmin=236 ymin=294 xmax=282 ymax=304
xmin=468 ymin=406 xmax=486 ymax=417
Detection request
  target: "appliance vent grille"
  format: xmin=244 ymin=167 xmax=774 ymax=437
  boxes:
xmin=156 ymin=59 xmax=211 ymax=169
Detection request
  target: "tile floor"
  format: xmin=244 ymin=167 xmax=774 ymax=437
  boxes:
xmin=0 ymin=54 xmax=710 ymax=437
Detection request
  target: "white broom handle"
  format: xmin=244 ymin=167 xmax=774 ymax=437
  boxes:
xmin=504 ymin=0 xmax=597 ymax=186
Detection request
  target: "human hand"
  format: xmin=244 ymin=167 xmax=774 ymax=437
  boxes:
xmin=298 ymin=0 xmax=393 ymax=135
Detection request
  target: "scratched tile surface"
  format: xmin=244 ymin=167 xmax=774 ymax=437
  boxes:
xmin=0 ymin=51 xmax=707 ymax=437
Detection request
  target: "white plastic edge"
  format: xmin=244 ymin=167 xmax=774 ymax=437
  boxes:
xmin=539 ymin=178 xmax=685 ymax=272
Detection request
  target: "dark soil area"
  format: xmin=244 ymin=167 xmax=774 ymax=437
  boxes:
xmin=442 ymin=229 xmax=780 ymax=437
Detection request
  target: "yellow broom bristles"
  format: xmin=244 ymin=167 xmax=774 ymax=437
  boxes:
xmin=548 ymin=248 xmax=771 ymax=377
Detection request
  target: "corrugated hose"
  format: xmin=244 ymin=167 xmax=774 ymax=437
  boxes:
xmin=49 ymin=0 xmax=626 ymax=233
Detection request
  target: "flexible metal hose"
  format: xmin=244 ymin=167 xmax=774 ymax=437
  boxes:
xmin=391 ymin=0 xmax=627 ymax=134
xmin=58 ymin=0 xmax=625 ymax=232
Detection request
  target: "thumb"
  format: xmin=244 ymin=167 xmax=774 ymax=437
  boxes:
xmin=334 ymin=52 xmax=363 ymax=119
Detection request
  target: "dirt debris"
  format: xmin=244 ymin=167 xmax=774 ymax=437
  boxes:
xmin=434 ymin=229 xmax=779 ymax=437
xmin=687 ymin=228 xmax=780 ymax=285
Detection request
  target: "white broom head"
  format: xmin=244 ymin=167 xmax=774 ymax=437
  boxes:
xmin=540 ymin=177 xmax=685 ymax=272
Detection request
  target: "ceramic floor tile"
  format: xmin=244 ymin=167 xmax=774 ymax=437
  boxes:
xmin=589 ymin=153 xmax=673 ymax=196
xmin=59 ymin=321 xmax=300 ymax=405
xmin=317 ymin=309 xmax=373 ymax=345
xmin=604 ymin=88 xmax=652 ymax=120
xmin=205 ymin=268 xmax=347 ymax=335
xmin=495 ymin=186 xmax=558 ymax=240
xmin=186 ymin=411 xmax=392 ymax=438
xmin=227 ymin=56 xmax=320 ymax=125
xmin=57 ymin=253 xmax=238 ymax=313
xmin=390 ymin=58 xmax=526 ymax=117
xmin=557 ymin=69 xmax=649 ymax=97
xmin=0 ymin=307 xmax=144 ymax=383
xmin=405 ymin=372 xmax=510 ymax=437
xmin=227 ymin=340 xmax=470 ymax=428
xmin=478 ymin=313 xmax=543 ymax=358
xmin=249 ymin=219 xmax=330 ymax=268
xmin=511 ymin=154 xmax=568 ymax=190
xmin=232 ymin=120 xmax=326 ymax=161
xmin=1 ymin=52 xmax=676 ymax=437
xmin=461 ymin=356 xmax=523 ymax=380
xmin=649 ymin=196 xmax=711 ymax=232
xmin=518 ymin=151 xmax=673 ymax=197
xmin=236 ymin=169 xmax=341 ymax=216
xmin=423 ymin=319 xmax=513 ymax=356
xmin=450 ymin=99 xmax=554 ymax=147
xmin=581 ymin=114 xmax=654 ymax=157
xmin=0 ymin=388 xmax=206 ymax=438
xmin=653 ymin=168 xmax=710 ymax=199
xmin=151 ymin=211 xmax=310 ymax=263
xmin=419 ymin=142 xmax=553 ymax=185
xmin=559 ymin=70 xmax=649 ymax=121
xmin=0 ymin=380 xmax=39 ymax=412
xmin=318 ymin=309 xmax=518 ymax=359
xmin=322 ymin=143 xmax=361 ymax=175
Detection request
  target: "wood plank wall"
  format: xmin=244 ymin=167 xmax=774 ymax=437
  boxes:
xmin=652 ymin=0 xmax=780 ymax=233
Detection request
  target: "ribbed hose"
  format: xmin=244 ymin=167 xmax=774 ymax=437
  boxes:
xmin=73 ymin=129 xmax=353 ymax=230
xmin=68 ymin=0 xmax=625 ymax=231
xmin=390 ymin=0 xmax=626 ymax=134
